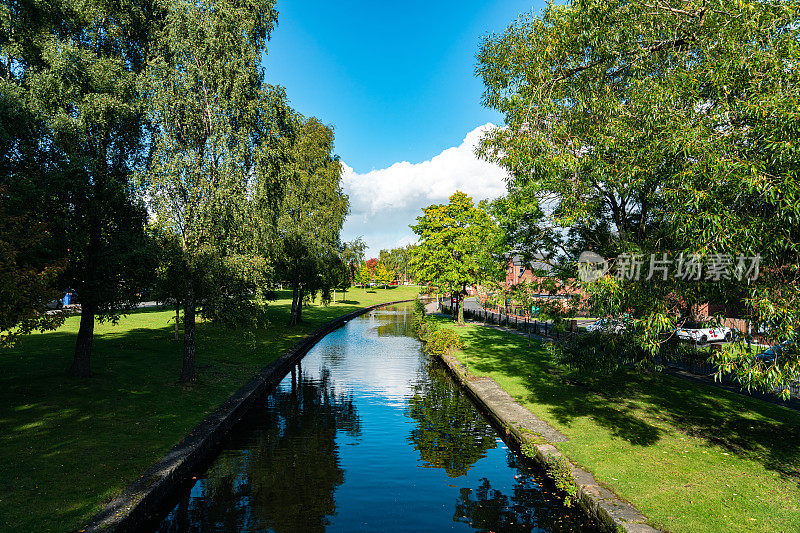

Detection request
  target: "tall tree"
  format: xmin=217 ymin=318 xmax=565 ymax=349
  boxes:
xmin=2 ymin=0 xmax=164 ymax=375
xmin=477 ymin=0 xmax=800 ymax=394
xmin=379 ymin=245 xmax=415 ymax=282
xmin=271 ymin=116 xmax=348 ymax=325
xmin=410 ymin=192 xmax=502 ymax=323
xmin=142 ymin=0 xmax=278 ymax=382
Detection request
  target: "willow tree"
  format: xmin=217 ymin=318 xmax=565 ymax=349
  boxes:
xmin=142 ymin=0 xmax=279 ymax=382
xmin=410 ymin=192 xmax=502 ymax=324
xmin=341 ymin=238 xmax=367 ymax=282
xmin=271 ymin=116 xmax=348 ymax=325
xmin=478 ymin=0 xmax=800 ymax=394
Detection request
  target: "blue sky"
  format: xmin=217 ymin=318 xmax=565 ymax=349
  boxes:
xmin=262 ymin=0 xmax=546 ymax=256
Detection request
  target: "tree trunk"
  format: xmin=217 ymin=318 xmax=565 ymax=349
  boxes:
xmin=69 ymin=301 xmax=96 ymax=377
xmin=457 ymin=286 xmax=467 ymax=324
xmin=70 ymin=189 xmax=102 ymax=378
xmin=180 ymin=290 xmax=196 ymax=383
xmin=289 ymin=281 xmax=300 ymax=326
xmin=174 ymin=303 xmax=180 ymax=341
xmin=296 ymin=284 xmax=304 ymax=323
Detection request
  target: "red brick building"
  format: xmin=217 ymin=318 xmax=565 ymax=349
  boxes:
xmin=502 ymin=254 xmax=586 ymax=313
xmin=505 ymin=254 xmax=551 ymax=289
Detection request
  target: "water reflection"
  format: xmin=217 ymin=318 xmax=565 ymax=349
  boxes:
xmin=407 ymin=364 xmax=497 ymax=477
xmin=375 ymin=308 xmax=412 ymax=337
xmin=454 ymin=453 xmax=589 ymax=533
xmin=158 ymin=369 xmax=360 ymax=532
xmin=153 ymin=304 xmax=596 ymax=532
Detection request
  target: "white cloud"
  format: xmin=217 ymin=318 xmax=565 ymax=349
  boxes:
xmin=341 ymin=123 xmax=508 ymax=258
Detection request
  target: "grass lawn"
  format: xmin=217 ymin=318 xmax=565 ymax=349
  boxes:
xmin=436 ymin=318 xmax=800 ymax=533
xmin=0 ymin=286 xmax=418 ymax=532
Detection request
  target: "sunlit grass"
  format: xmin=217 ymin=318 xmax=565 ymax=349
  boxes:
xmin=436 ymin=318 xmax=800 ymax=533
xmin=0 ymin=286 xmax=417 ymax=532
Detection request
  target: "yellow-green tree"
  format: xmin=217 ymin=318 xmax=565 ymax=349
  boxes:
xmin=375 ymin=262 xmax=393 ymax=289
xmin=410 ymin=192 xmax=502 ymax=323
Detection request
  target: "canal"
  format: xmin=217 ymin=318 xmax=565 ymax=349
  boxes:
xmin=153 ymin=303 xmax=596 ymax=532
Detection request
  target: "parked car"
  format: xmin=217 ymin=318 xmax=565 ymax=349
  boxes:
xmin=676 ymin=321 xmax=732 ymax=344
xmin=585 ymin=319 xmax=626 ymax=334
xmin=755 ymin=340 xmax=796 ymax=363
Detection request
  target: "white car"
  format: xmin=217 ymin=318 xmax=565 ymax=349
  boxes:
xmin=585 ymin=319 xmax=626 ymax=334
xmin=676 ymin=322 xmax=732 ymax=344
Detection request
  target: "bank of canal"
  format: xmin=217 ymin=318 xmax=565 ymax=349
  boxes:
xmin=149 ymin=303 xmax=597 ymax=531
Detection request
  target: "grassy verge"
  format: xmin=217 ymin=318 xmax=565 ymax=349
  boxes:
xmin=434 ymin=317 xmax=800 ymax=533
xmin=0 ymin=286 xmax=418 ymax=532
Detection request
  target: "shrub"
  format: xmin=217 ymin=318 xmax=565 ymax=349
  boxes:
xmin=415 ymin=317 xmax=438 ymax=340
xmin=423 ymin=327 xmax=463 ymax=358
xmin=548 ymin=331 xmax=650 ymax=376
xmin=413 ymin=298 xmax=426 ymax=321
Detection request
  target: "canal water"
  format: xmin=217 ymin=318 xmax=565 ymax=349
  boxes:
xmin=153 ymin=304 xmax=596 ymax=532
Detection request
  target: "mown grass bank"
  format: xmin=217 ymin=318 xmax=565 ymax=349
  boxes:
xmin=433 ymin=317 xmax=800 ymax=533
xmin=0 ymin=287 xmax=418 ymax=532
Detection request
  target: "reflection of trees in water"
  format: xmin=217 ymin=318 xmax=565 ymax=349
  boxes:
xmin=157 ymin=368 xmax=360 ymax=533
xmin=406 ymin=363 xmax=497 ymax=477
xmin=375 ymin=307 xmax=412 ymax=337
xmin=453 ymin=452 xmax=593 ymax=533
xmin=320 ymin=342 xmax=347 ymax=367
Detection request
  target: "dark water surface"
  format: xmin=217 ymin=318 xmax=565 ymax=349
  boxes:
xmin=154 ymin=304 xmax=596 ymax=532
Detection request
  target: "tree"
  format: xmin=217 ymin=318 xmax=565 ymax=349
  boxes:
xmin=379 ymin=244 xmax=416 ymax=282
xmin=410 ymin=192 xmax=502 ymax=323
xmin=143 ymin=0 xmax=278 ymax=382
xmin=331 ymin=260 xmax=351 ymax=303
xmin=365 ymin=258 xmax=378 ymax=279
xmin=2 ymin=0 xmax=165 ymax=376
xmin=340 ymin=238 xmax=366 ymax=283
xmin=354 ymin=263 xmax=371 ymax=292
xmin=270 ymin=116 xmax=348 ymax=325
xmin=375 ymin=262 xmax=393 ymax=289
xmin=1 ymin=18 xmax=69 ymax=346
xmin=477 ymin=0 xmax=800 ymax=395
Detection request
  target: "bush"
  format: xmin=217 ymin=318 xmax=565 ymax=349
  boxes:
xmin=423 ymin=327 xmax=463 ymax=358
xmin=549 ymin=330 xmax=649 ymax=376
xmin=413 ymin=298 xmax=426 ymax=320
xmin=415 ymin=317 xmax=438 ymax=340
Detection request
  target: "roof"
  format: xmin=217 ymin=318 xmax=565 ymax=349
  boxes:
xmin=509 ymin=252 xmax=553 ymax=274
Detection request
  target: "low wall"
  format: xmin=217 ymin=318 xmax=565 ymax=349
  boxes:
xmin=435 ymin=351 xmax=659 ymax=533
xmin=79 ymin=299 xmax=412 ymax=532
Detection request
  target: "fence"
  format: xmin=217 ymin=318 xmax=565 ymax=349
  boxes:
xmin=440 ymin=303 xmax=578 ymax=341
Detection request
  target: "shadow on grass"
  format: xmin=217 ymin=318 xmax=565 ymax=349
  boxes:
xmin=0 ymin=311 xmax=317 ymax=530
xmin=457 ymin=325 xmax=800 ymax=483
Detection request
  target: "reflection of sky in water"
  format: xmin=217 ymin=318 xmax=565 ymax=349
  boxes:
xmin=153 ymin=304 xmax=595 ymax=532
xmin=313 ymin=310 xmax=422 ymax=408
